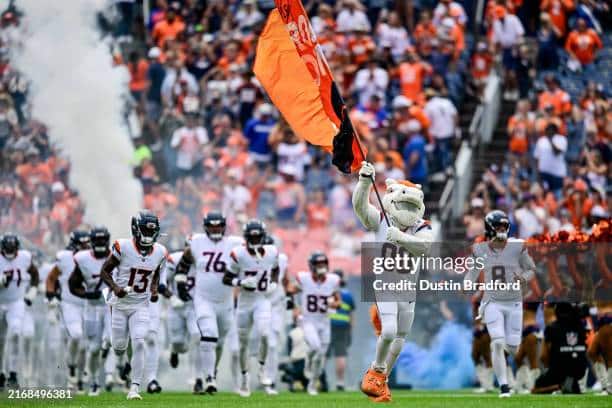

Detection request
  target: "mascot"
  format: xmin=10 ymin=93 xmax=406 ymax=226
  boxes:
xmin=352 ymin=161 xmax=432 ymax=402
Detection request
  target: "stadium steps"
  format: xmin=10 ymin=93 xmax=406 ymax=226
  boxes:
xmin=444 ymin=100 xmax=515 ymax=241
xmin=424 ymin=96 xmax=479 ymax=219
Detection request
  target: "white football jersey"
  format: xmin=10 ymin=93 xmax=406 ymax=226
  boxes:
xmin=73 ymin=250 xmax=107 ymax=305
xmin=472 ymin=238 xmax=533 ymax=302
xmin=190 ymin=233 xmax=243 ymax=303
xmin=269 ymin=252 xmax=288 ymax=306
xmin=229 ymin=244 xmax=279 ymax=305
xmin=56 ymin=249 xmax=84 ymax=306
xmin=297 ymin=271 xmax=340 ymax=321
xmin=108 ymin=238 xmax=167 ymax=309
xmin=0 ymin=250 xmax=32 ymax=304
xmin=166 ymin=250 xmax=196 ymax=299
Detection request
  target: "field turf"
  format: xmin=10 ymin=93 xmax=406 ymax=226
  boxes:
xmin=1 ymin=390 xmax=609 ymax=408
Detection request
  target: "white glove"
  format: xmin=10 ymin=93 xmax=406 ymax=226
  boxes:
xmin=241 ymin=276 xmax=258 ymax=290
xmin=386 ymin=226 xmax=404 ymax=245
xmin=47 ymin=297 xmax=60 ymax=308
xmin=24 ymin=286 xmax=38 ymax=305
xmin=267 ymin=281 xmax=278 ymax=293
xmin=0 ymin=273 xmax=7 ymax=286
xmin=170 ymin=295 xmax=185 ymax=309
xmin=359 ymin=161 xmax=375 ymax=180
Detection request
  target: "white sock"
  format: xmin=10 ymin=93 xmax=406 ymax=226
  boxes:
xmin=200 ymin=339 xmax=216 ymax=379
xmin=527 ymin=368 xmax=540 ymax=391
xmin=384 ymin=338 xmax=404 ymax=375
xmin=594 ymin=362 xmax=609 ymax=390
xmin=88 ymin=350 xmax=101 ymax=385
xmin=144 ymin=338 xmax=159 ymax=383
xmin=130 ymin=339 xmax=145 ymax=387
xmin=258 ymin=335 xmax=269 ymax=364
xmin=266 ymin=346 xmax=279 ymax=384
xmin=373 ymin=336 xmax=393 ymax=372
xmin=491 ymin=340 xmax=507 ymax=386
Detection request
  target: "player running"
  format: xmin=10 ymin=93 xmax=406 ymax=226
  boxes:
xmin=464 ymin=210 xmax=537 ymax=398
xmin=175 ymin=212 xmax=243 ymax=394
xmin=100 ymin=211 xmax=167 ymax=400
xmin=353 ymin=162 xmax=432 ymax=402
xmin=222 ymin=219 xmax=280 ymax=397
xmin=0 ymin=234 xmax=39 ymax=390
xmin=69 ymin=226 xmax=112 ymax=396
xmin=46 ymin=230 xmax=91 ymax=392
xmin=294 ymin=251 xmax=340 ymax=395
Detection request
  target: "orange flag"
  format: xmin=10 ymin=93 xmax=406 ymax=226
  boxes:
xmin=253 ymin=0 xmax=364 ymax=173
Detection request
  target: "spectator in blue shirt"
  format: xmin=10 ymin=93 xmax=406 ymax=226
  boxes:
xmin=329 ymin=269 xmax=355 ymax=391
xmin=402 ymin=120 xmax=428 ymax=187
xmin=243 ymin=103 xmax=276 ymax=166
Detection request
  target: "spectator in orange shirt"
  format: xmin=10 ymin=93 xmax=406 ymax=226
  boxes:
xmin=348 ymin=27 xmax=376 ymax=67
xmin=563 ymin=179 xmax=593 ymax=229
xmin=392 ymin=95 xmax=431 ymax=141
xmin=565 ymin=18 xmax=603 ymax=66
xmin=152 ymin=8 xmax=185 ymax=48
xmin=540 ymin=0 xmax=575 ymax=37
xmin=127 ymin=50 xmax=149 ymax=105
xmin=413 ymin=10 xmax=437 ymax=58
xmin=538 ymin=74 xmax=572 ymax=116
xmin=15 ymin=149 xmax=53 ymax=189
xmin=471 ymin=41 xmax=493 ymax=87
xmin=396 ymin=48 xmax=433 ymax=104
xmin=438 ymin=17 xmax=465 ymax=60
xmin=306 ymin=190 xmax=331 ymax=230
xmin=216 ymin=40 xmax=246 ymax=75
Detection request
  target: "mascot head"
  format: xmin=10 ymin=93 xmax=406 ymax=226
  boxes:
xmin=382 ymin=179 xmax=425 ymax=228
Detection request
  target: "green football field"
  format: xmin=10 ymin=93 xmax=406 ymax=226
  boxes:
xmin=1 ymin=390 xmax=609 ymax=408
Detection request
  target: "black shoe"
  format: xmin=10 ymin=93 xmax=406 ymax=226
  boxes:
xmin=7 ymin=372 xmax=19 ymax=389
xmin=77 ymin=380 xmax=85 ymax=394
xmin=101 ymin=347 xmax=110 ymax=360
xmin=337 ymin=384 xmax=345 ymax=391
xmin=120 ymin=362 xmax=131 ymax=383
xmin=147 ymin=379 xmax=162 ymax=394
xmin=170 ymin=352 xmax=179 ymax=368
xmin=500 ymin=384 xmax=511 ymax=397
xmin=193 ymin=378 xmax=204 ymax=395
xmin=204 ymin=375 xmax=217 ymax=394
xmin=0 ymin=372 xmax=5 ymax=391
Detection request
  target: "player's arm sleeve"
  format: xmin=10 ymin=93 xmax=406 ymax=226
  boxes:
xmin=393 ymin=224 xmax=433 ymax=256
xmin=518 ymin=246 xmax=536 ymax=281
xmin=176 ymin=246 xmax=194 ymax=276
xmin=222 ymin=250 xmax=241 ymax=287
xmin=27 ymin=254 xmax=39 ymax=287
xmin=100 ymin=247 xmax=122 ymax=292
xmin=270 ymin=252 xmax=280 ymax=283
xmin=351 ymin=177 xmax=380 ymax=231
xmin=68 ymin=263 xmax=87 ymax=298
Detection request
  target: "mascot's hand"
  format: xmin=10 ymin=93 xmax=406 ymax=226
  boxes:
xmin=359 ymin=161 xmax=375 ymax=180
xmin=386 ymin=226 xmax=405 ymax=245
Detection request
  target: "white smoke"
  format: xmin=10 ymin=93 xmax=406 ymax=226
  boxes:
xmin=15 ymin=0 xmax=142 ymax=238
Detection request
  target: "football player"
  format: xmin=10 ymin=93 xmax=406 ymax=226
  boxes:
xmin=353 ymin=162 xmax=432 ymax=402
xmin=222 ymin=219 xmax=280 ymax=397
xmin=260 ymin=234 xmax=289 ymax=395
xmin=69 ymin=226 xmax=112 ymax=396
xmin=100 ymin=211 xmax=167 ymax=400
xmin=175 ymin=212 xmax=243 ymax=394
xmin=0 ymin=234 xmax=39 ymax=390
xmin=165 ymin=249 xmax=200 ymax=390
xmin=464 ymin=210 xmax=537 ymax=398
xmin=46 ymin=230 xmax=91 ymax=391
xmin=294 ymin=251 xmax=340 ymax=395
xmin=587 ymin=300 xmax=612 ymax=395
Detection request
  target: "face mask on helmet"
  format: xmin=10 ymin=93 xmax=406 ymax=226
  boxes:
xmin=246 ymin=231 xmax=264 ymax=250
xmin=1 ymin=237 xmax=19 ymax=260
xmin=312 ymin=260 xmax=328 ymax=275
xmin=205 ymin=223 xmax=225 ymax=241
xmin=493 ymin=222 xmax=509 ymax=241
xmin=138 ymin=222 xmax=159 ymax=246
xmin=91 ymin=234 xmax=110 ymax=255
xmin=71 ymin=233 xmax=91 ymax=251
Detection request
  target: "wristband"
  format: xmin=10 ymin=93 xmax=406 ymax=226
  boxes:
xmin=231 ymin=278 xmax=241 ymax=287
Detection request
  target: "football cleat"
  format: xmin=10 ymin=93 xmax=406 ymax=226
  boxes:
xmin=205 ymin=375 xmax=217 ymax=394
xmin=499 ymin=384 xmax=511 ymax=398
xmin=361 ymin=369 xmax=386 ymax=397
xmin=193 ymin=378 xmax=204 ymax=395
xmin=258 ymin=363 xmax=272 ymax=386
xmin=88 ymin=383 xmax=100 ymax=396
xmin=238 ymin=372 xmax=250 ymax=397
xmin=0 ymin=372 xmax=5 ymax=391
xmin=120 ymin=362 xmax=131 ymax=383
xmin=7 ymin=372 xmax=18 ymax=389
xmin=264 ymin=385 xmax=279 ymax=395
xmin=76 ymin=380 xmax=85 ymax=395
xmin=147 ymin=379 xmax=162 ymax=394
xmin=126 ymin=390 xmax=142 ymax=400
xmin=369 ymin=381 xmax=392 ymax=403
xmin=307 ymin=380 xmax=318 ymax=396
xmin=170 ymin=352 xmax=179 ymax=368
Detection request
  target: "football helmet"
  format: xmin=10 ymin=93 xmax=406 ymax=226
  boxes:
xmin=68 ymin=230 xmax=91 ymax=252
xmin=308 ymin=251 xmax=329 ymax=276
xmin=243 ymin=219 xmax=266 ymax=251
xmin=203 ymin=212 xmax=226 ymax=241
xmin=484 ymin=210 xmax=510 ymax=241
xmin=131 ymin=210 xmax=160 ymax=248
xmin=90 ymin=226 xmax=110 ymax=257
xmin=0 ymin=234 xmax=20 ymax=260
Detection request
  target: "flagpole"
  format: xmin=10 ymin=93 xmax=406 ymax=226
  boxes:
xmin=345 ymin=110 xmax=391 ymax=227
